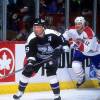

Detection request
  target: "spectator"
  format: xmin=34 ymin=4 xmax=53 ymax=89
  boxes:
xmin=12 ymin=15 xmax=33 ymax=41
xmin=46 ymin=0 xmax=58 ymax=14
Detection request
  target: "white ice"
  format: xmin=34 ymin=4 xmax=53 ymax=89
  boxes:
xmin=0 ymin=88 xmax=100 ymax=100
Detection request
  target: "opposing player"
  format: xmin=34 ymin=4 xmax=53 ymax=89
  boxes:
xmin=13 ymin=18 xmax=65 ymax=100
xmin=63 ymin=16 xmax=100 ymax=88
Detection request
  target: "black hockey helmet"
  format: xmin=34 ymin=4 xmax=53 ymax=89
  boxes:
xmin=33 ymin=18 xmax=45 ymax=26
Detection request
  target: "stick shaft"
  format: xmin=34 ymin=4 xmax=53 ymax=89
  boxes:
xmin=1 ymin=56 xmax=52 ymax=78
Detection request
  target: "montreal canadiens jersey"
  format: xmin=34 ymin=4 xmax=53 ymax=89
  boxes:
xmin=63 ymin=26 xmax=100 ymax=56
xmin=25 ymin=29 xmax=63 ymax=60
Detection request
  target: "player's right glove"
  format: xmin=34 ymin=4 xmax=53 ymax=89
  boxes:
xmin=69 ymin=40 xmax=78 ymax=49
xmin=22 ymin=59 xmax=37 ymax=77
xmin=69 ymin=39 xmax=84 ymax=52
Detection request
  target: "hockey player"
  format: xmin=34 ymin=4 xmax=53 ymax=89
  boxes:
xmin=13 ymin=18 xmax=65 ymax=100
xmin=63 ymin=16 xmax=100 ymax=88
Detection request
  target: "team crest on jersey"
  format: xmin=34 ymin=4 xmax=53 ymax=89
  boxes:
xmin=48 ymin=36 xmax=52 ymax=41
xmin=0 ymin=47 xmax=15 ymax=82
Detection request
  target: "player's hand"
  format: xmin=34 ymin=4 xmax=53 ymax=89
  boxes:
xmin=69 ymin=39 xmax=84 ymax=52
xmin=69 ymin=41 xmax=78 ymax=49
xmin=75 ymin=40 xmax=84 ymax=52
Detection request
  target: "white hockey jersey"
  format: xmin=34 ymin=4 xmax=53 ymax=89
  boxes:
xmin=63 ymin=26 xmax=100 ymax=56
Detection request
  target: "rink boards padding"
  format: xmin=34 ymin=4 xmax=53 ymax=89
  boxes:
xmin=0 ymin=80 xmax=99 ymax=94
xmin=0 ymin=41 xmax=99 ymax=94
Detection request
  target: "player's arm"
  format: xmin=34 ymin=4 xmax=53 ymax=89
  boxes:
xmin=82 ymin=26 xmax=98 ymax=52
xmin=25 ymin=39 xmax=37 ymax=65
xmin=60 ymin=34 xmax=70 ymax=52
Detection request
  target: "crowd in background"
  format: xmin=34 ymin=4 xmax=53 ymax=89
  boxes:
xmin=7 ymin=0 xmax=35 ymax=40
xmin=7 ymin=0 xmax=100 ymax=41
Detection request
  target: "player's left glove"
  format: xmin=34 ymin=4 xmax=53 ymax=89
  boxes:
xmin=75 ymin=40 xmax=84 ymax=52
xmin=69 ymin=39 xmax=84 ymax=52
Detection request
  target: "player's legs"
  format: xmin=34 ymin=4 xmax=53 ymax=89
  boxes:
xmin=13 ymin=64 xmax=41 ymax=100
xmin=90 ymin=54 xmax=100 ymax=85
xmin=13 ymin=75 xmax=29 ymax=100
xmin=46 ymin=60 xmax=61 ymax=100
xmin=72 ymin=61 xmax=85 ymax=87
xmin=72 ymin=50 xmax=86 ymax=87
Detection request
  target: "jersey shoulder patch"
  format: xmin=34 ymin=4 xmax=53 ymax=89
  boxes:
xmin=45 ymin=29 xmax=61 ymax=36
xmin=27 ymin=32 xmax=36 ymax=43
xmin=84 ymin=26 xmax=94 ymax=39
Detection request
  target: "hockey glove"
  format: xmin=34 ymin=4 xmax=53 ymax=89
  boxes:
xmin=69 ymin=39 xmax=84 ymax=52
xmin=23 ymin=59 xmax=37 ymax=77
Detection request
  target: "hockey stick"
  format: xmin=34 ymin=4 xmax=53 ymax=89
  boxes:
xmin=64 ymin=51 xmax=77 ymax=88
xmin=1 ymin=55 xmax=53 ymax=79
xmin=1 ymin=46 xmax=63 ymax=79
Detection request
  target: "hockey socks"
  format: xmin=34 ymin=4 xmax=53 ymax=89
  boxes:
xmin=50 ymin=82 xmax=61 ymax=100
xmin=13 ymin=81 xmax=28 ymax=100
xmin=48 ymin=75 xmax=61 ymax=99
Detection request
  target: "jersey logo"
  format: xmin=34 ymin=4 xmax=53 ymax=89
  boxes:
xmin=25 ymin=46 xmax=29 ymax=53
xmin=48 ymin=36 xmax=52 ymax=41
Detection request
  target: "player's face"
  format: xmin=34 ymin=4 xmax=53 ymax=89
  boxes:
xmin=75 ymin=22 xmax=84 ymax=31
xmin=33 ymin=25 xmax=44 ymax=38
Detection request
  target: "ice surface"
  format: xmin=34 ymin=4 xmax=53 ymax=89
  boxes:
xmin=0 ymin=88 xmax=100 ymax=100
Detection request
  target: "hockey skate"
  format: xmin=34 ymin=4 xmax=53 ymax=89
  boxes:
xmin=13 ymin=91 xmax=23 ymax=100
xmin=54 ymin=96 xmax=61 ymax=100
xmin=76 ymin=76 xmax=85 ymax=88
